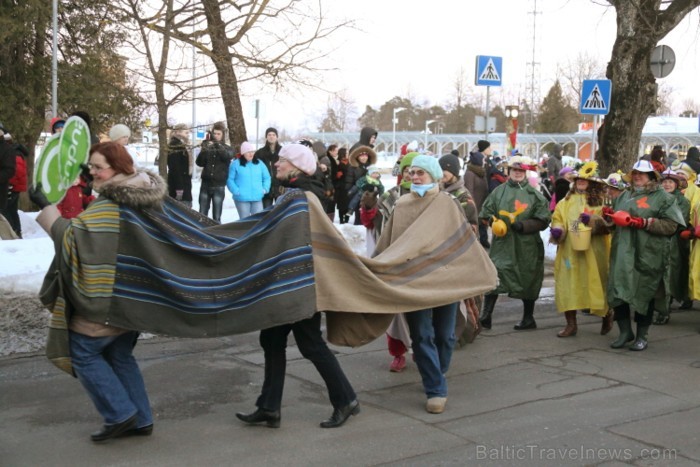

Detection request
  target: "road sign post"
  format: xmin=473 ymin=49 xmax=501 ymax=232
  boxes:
xmin=580 ymin=79 xmax=612 ymax=161
xmin=475 ymin=55 xmax=503 ymax=139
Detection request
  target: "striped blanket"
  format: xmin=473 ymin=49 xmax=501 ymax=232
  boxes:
xmin=41 ymin=189 xmax=498 ymax=375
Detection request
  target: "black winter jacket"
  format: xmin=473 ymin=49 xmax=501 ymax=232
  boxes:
xmin=196 ymin=140 xmax=234 ymax=187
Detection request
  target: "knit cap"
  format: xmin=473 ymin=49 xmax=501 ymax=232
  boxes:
xmin=279 ymin=143 xmax=317 ymax=176
xmin=477 ymin=140 xmax=490 ymax=152
xmin=410 ymin=155 xmax=443 ymax=181
xmin=240 ymin=141 xmax=256 ymax=154
xmin=109 ymin=124 xmax=131 ymax=141
xmin=439 ymin=154 xmax=461 ymax=178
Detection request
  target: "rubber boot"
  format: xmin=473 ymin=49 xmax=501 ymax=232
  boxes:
xmin=629 ymin=323 xmax=649 ymax=351
xmin=557 ymin=310 xmax=577 ymax=337
xmin=479 ymin=294 xmax=498 ymax=330
xmin=610 ymin=318 xmax=635 ymax=349
xmin=514 ymin=299 xmax=537 ymax=330
xmin=600 ymin=309 xmax=614 ymax=335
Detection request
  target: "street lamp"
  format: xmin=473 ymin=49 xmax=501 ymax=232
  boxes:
xmin=424 ymin=120 xmax=437 ymax=153
xmin=505 ymin=105 xmax=520 ymax=154
xmin=392 ymin=107 xmax=406 ymax=157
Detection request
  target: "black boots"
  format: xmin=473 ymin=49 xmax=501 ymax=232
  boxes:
xmin=320 ymin=400 xmax=360 ymax=428
xmin=514 ymin=299 xmax=537 ymax=330
xmin=236 ymin=408 xmax=281 ymax=428
xmin=479 ymin=294 xmax=498 ymax=329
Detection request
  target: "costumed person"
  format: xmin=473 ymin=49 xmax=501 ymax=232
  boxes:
xmin=373 ymin=155 xmax=462 ymax=414
xmin=344 ymin=145 xmax=376 ymax=225
xmin=654 ymin=168 xmax=691 ymax=324
xmin=236 ymin=143 xmax=360 ymax=430
xmin=166 ymin=123 xmax=193 ymax=207
xmin=196 ymin=121 xmax=234 ymax=222
xmin=226 ymin=141 xmax=270 ymax=219
xmin=688 ymin=174 xmax=700 ymax=304
xmin=360 ymin=152 xmax=418 ymax=372
xmin=464 ymin=142 xmax=491 ymax=248
xmin=604 ymin=172 xmax=629 ymax=203
xmin=478 ymin=155 xmax=551 ymax=330
xmin=605 ymin=160 xmax=684 ymax=351
xmin=29 ymin=142 xmax=156 ymax=442
xmin=549 ymin=162 xmax=613 ymax=337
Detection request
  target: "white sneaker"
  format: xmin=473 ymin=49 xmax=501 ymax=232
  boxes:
xmin=426 ymin=397 xmax=447 ymax=414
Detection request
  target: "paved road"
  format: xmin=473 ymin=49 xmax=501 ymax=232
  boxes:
xmin=2 ymin=285 xmax=699 ymax=466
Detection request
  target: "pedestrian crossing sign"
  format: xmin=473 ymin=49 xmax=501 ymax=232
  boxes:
xmin=475 ymin=55 xmax=502 ymax=86
xmin=580 ymin=79 xmax=612 ymax=115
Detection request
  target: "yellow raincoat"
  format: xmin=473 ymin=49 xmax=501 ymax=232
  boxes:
xmin=688 ymin=187 xmax=700 ymax=299
xmin=551 ymin=193 xmax=610 ymax=316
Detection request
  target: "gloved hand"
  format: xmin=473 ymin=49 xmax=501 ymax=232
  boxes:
xmin=361 ymin=190 xmax=378 ymax=209
xmin=512 ymin=221 xmax=524 ymax=233
xmin=601 ymin=206 xmax=614 ymax=220
xmin=550 ymin=227 xmax=563 ymax=240
xmin=29 ymin=184 xmax=50 ymax=209
xmin=336 ymin=171 xmax=343 ymax=180
xmin=175 ymin=190 xmax=184 ymax=201
xmin=579 ymin=212 xmax=591 ymax=225
xmin=629 ymin=216 xmax=648 ymax=229
xmin=680 ymin=228 xmax=695 ymax=240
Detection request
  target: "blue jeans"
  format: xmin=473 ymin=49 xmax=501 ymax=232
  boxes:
xmin=234 ymin=200 xmax=264 ymax=219
xmin=405 ymin=302 xmax=458 ymax=398
xmin=69 ymin=331 xmax=152 ymax=428
xmin=198 ymin=184 xmax=226 ymax=222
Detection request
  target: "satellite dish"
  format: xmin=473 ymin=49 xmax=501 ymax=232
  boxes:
xmin=650 ymin=45 xmax=675 ymax=79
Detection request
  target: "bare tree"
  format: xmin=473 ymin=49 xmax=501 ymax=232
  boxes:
xmin=146 ymin=0 xmax=353 ymax=149
xmin=598 ymin=0 xmax=700 ymax=175
xmin=557 ymin=51 xmax=605 ymax=121
xmin=655 ymin=82 xmax=675 ymax=116
xmin=680 ymin=97 xmax=700 ymax=116
xmin=318 ymin=89 xmax=357 ymax=133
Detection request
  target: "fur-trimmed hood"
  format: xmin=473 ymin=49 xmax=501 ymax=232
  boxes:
xmin=349 ymin=145 xmax=377 ymax=168
xmin=96 ymin=169 xmax=167 ymax=209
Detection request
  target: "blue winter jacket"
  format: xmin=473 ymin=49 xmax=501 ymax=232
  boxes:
xmin=226 ymin=158 xmax=271 ymax=202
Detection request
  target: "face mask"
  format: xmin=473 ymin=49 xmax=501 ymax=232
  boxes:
xmin=411 ymin=183 xmax=435 ymax=197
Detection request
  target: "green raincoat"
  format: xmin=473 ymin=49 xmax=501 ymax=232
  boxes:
xmin=480 ymin=179 xmax=551 ymax=300
xmin=659 ymin=189 xmax=691 ymax=312
xmin=689 ymin=188 xmax=700 ymax=300
xmin=551 ymin=193 xmax=610 ymax=317
xmin=608 ymin=183 xmax=685 ymax=314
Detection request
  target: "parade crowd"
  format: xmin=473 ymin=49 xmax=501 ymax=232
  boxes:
xmin=1 ymin=117 xmax=699 ymax=444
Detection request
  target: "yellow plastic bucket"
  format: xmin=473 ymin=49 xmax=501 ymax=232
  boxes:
xmin=569 ymin=225 xmax=592 ymax=251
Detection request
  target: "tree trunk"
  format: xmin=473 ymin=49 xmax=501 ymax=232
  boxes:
xmin=201 ymin=0 xmax=247 ymax=149
xmin=599 ymin=0 xmax=700 ymax=175
xmin=598 ymin=4 xmax=658 ymax=175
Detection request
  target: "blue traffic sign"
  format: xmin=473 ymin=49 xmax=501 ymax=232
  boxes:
xmin=580 ymin=79 xmax=611 ymax=115
xmin=475 ymin=55 xmax=502 ymax=86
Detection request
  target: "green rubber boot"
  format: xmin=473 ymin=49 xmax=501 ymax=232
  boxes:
xmin=610 ymin=318 xmax=635 ymax=349
xmin=629 ymin=324 xmax=649 ymax=351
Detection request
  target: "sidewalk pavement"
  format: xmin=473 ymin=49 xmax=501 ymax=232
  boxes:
xmin=2 ymin=282 xmax=699 ymax=466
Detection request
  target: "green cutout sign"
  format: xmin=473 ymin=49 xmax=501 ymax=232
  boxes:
xmin=34 ymin=116 xmax=91 ymax=203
